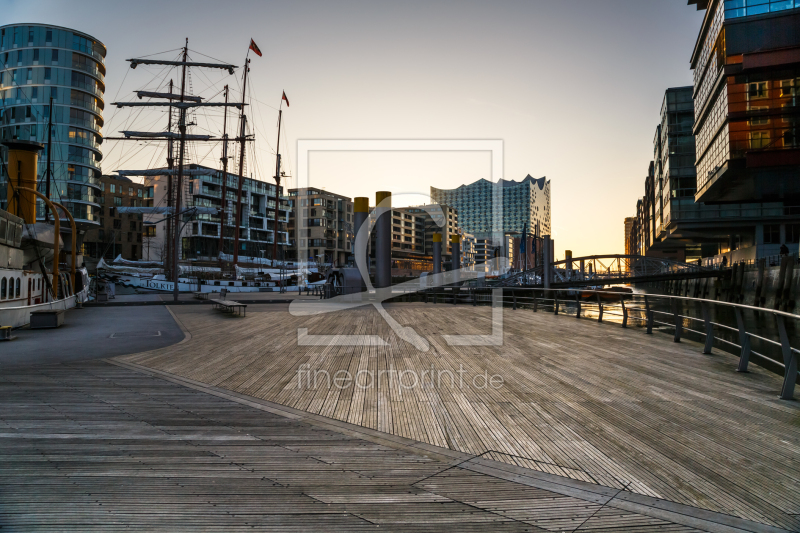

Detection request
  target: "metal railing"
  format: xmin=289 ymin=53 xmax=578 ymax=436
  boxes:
xmin=410 ymin=286 xmax=800 ymax=400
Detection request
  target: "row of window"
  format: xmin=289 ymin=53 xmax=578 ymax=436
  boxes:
xmin=0 ymin=276 xmax=21 ymax=299
xmin=725 ymin=0 xmax=800 ymax=19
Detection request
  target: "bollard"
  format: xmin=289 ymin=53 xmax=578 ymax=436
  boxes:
xmin=354 ymin=197 xmax=369 ymax=276
xmin=451 ymin=234 xmax=461 ymax=286
xmin=432 ymin=233 xmax=442 ymax=276
xmin=375 ymin=191 xmax=392 ymax=289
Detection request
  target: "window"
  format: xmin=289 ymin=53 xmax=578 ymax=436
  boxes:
xmin=780 ymin=79 xmax=796 ymax=98
xmin=137 ymin=188 xmax=142 ymax=197
xmin=50 ymin=87 xmax=57 ymax=100
xmin=45 ymin=29 xmax=52 ymax=43
xmin=51 ymin=49 xmax=58 ymax=62
xmin=787 ymin=224 xmax=800 ymax=245
xmin=129 ymin=221 xmax=136 ymax=231
xmin=28 ymin=29 xmax=33 ymax=43
xmin=110 ymin=184 xmax=115 ymax=193
xmin=15 ymin=278 xmax=20 ymax=298
xmin=764 ymin=225 xmax=780 ymax=245
xmin=113 ymin=196 xmax=122 ymax=206
xmin=748 ymin=82 xmax=768 ymax=101
xmin=44 ymin=67 xmax=51 ymax=81
xmin=113 ymin=219 xmax=121 ymax=229
xmin=128 ymin=187 xmax=133 ymax=196
xmin=0 ymin=278 xmax=5 ymax=299
xmin=32 ymin=49 xmax=39 ymax=62
xmin=31 ymin=86 xmax=38 ymax=100
xmin=750 ymin=131 xmax=770 ymax=149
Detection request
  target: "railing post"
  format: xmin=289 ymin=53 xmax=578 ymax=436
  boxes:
xmin=776 ymin=314 xmax=797 ymax=400
xmin=554 ymin=293 xmax=559 ymax=315
xmin=433 ymin=292 xmax=437 ymax=305
xmin=473 ymin=289 xmax=477 ymax=307
xmin=621 ymin=298 xmax=628 ymax=328
xmin=424 ymin=292 xmax=428 ymax=304
xmin=513 ymin=292 xmax=517 ymax=310
xmin=453 ymin=287 xmax=458 ymax=305
xmin=644 ymin=295 xmax=652 ymax=334
xmin=596 ymin=293 xmax=603 ymax=323
xmin=575 ymin=293 xmax=581 ymax=319
xmin=735 ymin=307 xmax=751 ymax=372
xmin=533 ymin=292 xmax=538 ymax=313
xmin=701 ymin=301 xmax=714 ymax=355
xmin=673 ymin=299 xmax=682 ymax=343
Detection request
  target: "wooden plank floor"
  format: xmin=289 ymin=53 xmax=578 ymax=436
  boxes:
xmin=116 ymin=302 xmax=800 ymax=531
xmin=0 ymin=360 xmax=714 ymax=532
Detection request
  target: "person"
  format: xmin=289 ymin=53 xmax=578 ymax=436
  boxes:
xmin=780 ymin=243 xmax=789 ymax=256
xmin=721 ymin=256 xmax=728 ymax=268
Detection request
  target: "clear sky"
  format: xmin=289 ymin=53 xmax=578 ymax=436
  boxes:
xmin=4 ymin=0 xmax=705 ymax=259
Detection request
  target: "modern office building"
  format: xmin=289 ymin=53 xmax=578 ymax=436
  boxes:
xmin=286 ymin=187 xmax=353 ymax=266
xmin=139 ymin=164 xmax=289 ymax=263
xmin=402 ymin=204 xmax=459 ymax=266
xmin=686 ymin=0 xmax=800 ymax=259
xmin=430 ymin=174 xmax=551 ymax=240
xmin=0 ymin=24 xmax=106 ymax=226
xmin=81 ymin=174 xmax=145 ymax=267
xmin=624 ymin=217 xmax=636 ymax=257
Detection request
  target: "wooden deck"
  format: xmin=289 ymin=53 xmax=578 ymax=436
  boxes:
xmin=1 ymin=360 xmax=728 ymax=532
xmin=116 ymin=302 xmax=800 ymax=531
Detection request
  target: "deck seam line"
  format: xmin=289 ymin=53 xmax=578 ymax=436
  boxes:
xmin=105 ymin=357 xmax=794 ymax=533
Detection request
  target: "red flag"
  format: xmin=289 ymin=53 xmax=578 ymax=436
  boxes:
xmin=282 ymin=91 xmax=290 ymax=107
xmin=249 ymin=39 xmax=262 ymax=57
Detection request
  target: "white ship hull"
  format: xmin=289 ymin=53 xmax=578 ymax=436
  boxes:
xmin=0 ymin=268 xmax=90 ymax=329
xmin=109 ymin=274 xmax=319 ymax=293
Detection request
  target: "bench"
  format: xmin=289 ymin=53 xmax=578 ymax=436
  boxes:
xmin=193 ymin=292 xmax=210 ymax=300
xmin=210 ymin=299 xmax=247 ymax=317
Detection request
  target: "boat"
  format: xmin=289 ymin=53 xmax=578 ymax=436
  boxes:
xmin=0 ymin=141 xmax=90 ymax=330
xmin=102 ymin=38 xmax=296 ymax=296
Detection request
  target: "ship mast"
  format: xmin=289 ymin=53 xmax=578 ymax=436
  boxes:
xmin=165 ymin=79 xmax=174 ymax=277
xmin=272 ymin=107 xmax=282 ymax=265
xmin=218 ymin=85 xmax=230 ymax=263
xmin=232 ymin=58 xmax=250 ymax=267
xmin=171 ymin=39 xmax=189 ymax=303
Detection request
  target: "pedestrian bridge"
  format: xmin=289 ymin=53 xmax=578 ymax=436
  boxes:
xmin=495 ymin=254 xmax=721 ymax=287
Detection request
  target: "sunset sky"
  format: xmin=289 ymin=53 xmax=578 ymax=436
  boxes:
xmin=5 ymin=0 xmax=706 ymax=259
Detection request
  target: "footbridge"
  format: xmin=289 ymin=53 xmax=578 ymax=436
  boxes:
xmin=493 ymin=254 xmax=724 ymax=288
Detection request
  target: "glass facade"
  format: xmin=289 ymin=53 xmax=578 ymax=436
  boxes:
xmin=431 ymin=175 xmax=551 ymax=238
xmin=724 ymin=0 xmax=800 ymax=19
xmin=0 ymin=24 xmax=106 ymax=225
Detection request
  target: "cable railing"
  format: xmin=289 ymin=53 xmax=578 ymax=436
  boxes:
xmin=404 ymin=286 xmax=800 ymax=400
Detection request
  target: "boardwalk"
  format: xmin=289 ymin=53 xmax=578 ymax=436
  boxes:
xmin=3 ymin=359 xmax=727 ymax=532
xmin=116 ymin=302 xmax=800 ymax=531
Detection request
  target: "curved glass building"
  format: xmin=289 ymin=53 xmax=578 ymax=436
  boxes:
xmin=0 ymin=24 xmax=106 ymax=226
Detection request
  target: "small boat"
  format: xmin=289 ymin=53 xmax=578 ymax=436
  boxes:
xmin=579 ymin=287 xmax=633 ymax=301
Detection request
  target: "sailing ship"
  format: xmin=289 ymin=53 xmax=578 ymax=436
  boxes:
xmin=96 ymin=39 xmax=318 ymax=295
xmin=0 ymin=140 xmax=90 ymax=330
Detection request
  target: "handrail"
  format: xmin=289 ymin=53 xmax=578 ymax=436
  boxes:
xmin=415 ymin=285 xmax=800 ymax=400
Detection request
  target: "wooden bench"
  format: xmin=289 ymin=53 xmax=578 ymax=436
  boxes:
xmin=210 ymin=299 xmax=247 ymax=317
xmin=193 ymin=292 xmax=210 ymax=300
